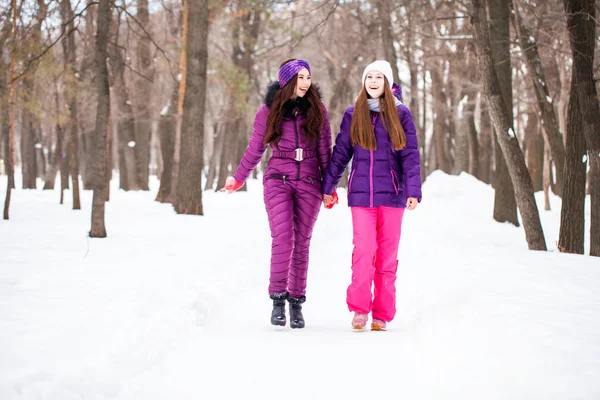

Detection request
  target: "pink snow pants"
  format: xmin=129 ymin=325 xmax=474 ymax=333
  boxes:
xmin=348 ymin=206 xmax=405 ymax=322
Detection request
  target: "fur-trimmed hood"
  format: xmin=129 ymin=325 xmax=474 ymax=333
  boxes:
xmin=264 ymin=81 xmax=324 ymax=117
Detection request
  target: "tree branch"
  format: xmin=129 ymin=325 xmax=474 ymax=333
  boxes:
xmin=8 ymin=2 xmax=96 ymax=86
xmin=111 ymin=0 xmax=178 ymax=83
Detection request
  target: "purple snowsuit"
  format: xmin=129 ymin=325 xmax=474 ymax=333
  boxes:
xmin=233 ymin=82 xmax=332 ymax=298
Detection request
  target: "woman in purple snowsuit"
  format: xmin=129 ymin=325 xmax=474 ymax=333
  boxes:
xmin=323 ymin=61 xmax=422 ymax=331
xmin=223 ymin=59 xmax=332 ymax=329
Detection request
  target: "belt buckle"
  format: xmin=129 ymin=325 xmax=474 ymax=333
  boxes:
xmin=295 ymin=148 xmax=303 ymax=161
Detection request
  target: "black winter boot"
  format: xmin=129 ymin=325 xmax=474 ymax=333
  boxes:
xmin=288 ymin=296 xmax=306 ymax=329
xmin=270 ymin=292 xmax=288 ymax=326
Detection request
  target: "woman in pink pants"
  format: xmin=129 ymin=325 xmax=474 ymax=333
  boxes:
xmin=323 ymin=61 xmax=422 ymax=331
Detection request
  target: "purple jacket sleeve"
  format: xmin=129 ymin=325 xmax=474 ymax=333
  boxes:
xmin=317 ymin=105 xmax=332 ymax=180
xmin=398 ymin=105 xmax=422 ymax=201
xmin=233 ymin=104 xmax=269 ymax=183
xmin=322 ymin=108 xmax=354 ymax=195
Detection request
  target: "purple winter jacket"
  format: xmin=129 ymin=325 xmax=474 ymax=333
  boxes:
xmin=322 ymin=86 xmax=422 ymax=208
xmin=233 ymin=82 xmax=332 ymax=186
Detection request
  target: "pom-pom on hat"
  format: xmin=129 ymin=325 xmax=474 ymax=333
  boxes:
xmin=278 ymin=59 xmax=311 ymax=87
xmin=362 ymin=60 xmax=394 ymax=88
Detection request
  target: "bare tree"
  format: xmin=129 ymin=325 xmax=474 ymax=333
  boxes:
xmin=512 ymin=0 xmax=566 ymax=197
xmin=89 ymin=0 xmax=111 ymax=237
xmin=169 ymin=0 xmax=188 ymax=205
xmin=156 ymin=3 xmax=181 ymax=202
xmin=489 ymin=0 xmax=519 ymax=226
xmin=156 ymin=84 xmax=178 ymax=201
xmin=109 ymin=10 xmax=141 ymax=192
xmin=471 ymin=0 xmax=547 ymax=250
xmin=134 ymin=0 xmax=154 ymax=190
xmin=19 ymin=0 xmax=48 ymax=190
xmin=61 ymin=0 xmax=82 ymax=209
xmin=560 ymin=0 xmax=600 ymax=256
xmin=175 ymin=0 xmax=209 ymax=215
xmin=3 ymin=0 xmax=17 ymax=220
xmin=376 ymin=0 xmax=400 ymax=84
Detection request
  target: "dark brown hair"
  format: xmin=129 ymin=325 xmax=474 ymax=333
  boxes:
xmin=350 ymin=82 xmax=406 ymax=151
xmin=264 ymin=59 xmax=324 ymax=148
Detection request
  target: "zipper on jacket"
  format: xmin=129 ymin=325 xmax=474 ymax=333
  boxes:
xmin=370 ymin=113 xmax=377 ymax=208
xmin=266 ymin=174 xmax=288 ymax=185
xmin=293 ymin=109 xmax=300 ymax=181
xmin=370 ymin=151 xmax=374 ymax=207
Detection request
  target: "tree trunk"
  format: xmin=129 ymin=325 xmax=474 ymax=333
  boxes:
xmin=524 ymin=110 xmax=543 ymax=191
xmin=109 ymin=33 xmax=141 ymax=191
xmin=430 ymin=67 xmax=451 ymax=173
xmin=20 ymin=97 xmax=38 ymax=189
xmin=89 ymin=0 xmax=111 ymax=238
xmin=4 ymin=0 xmax=17 ymax=220
xmin=106 ymin=110 xmax=112 ymax=202
xmin=170 ymin=0 xmax=189 ymax=206
xmin=405 ymin=14 xmax=424 ymax=182
xmin=175 ymin=0 xmax=208 ymax=215
xmin=134 ymin=0 xmax=153 ymax=190
xmin=61 ymin=0 xmax=81 ymax=209
xmin=454 ymin=101 xmax=470 ymax=175
xmin=558 ymin=91 xmax=587 ymax=253
xmin=36 ymin=121 xmax=46 ymax=179
xmin=557 ymin=36 xmax=570 ymax=149
xmin=512 ymin=2 xmax=566 ymax=197
xmin=489 ymin=0 xmax=518 ymax=226
xmin=478 ymin=97 xmax=493 ymax=184
xmin=43 ymin=88 xmax=63 ymax=190
xmin=156 ymin=85 xmax=178 ymax=202
xmin=455 ymin=58 xmax=477 ymax=175
xmin=79 ymin=3 xmax=97 ymax=191
xmin=422 ymin=65 xmax=428 ymax=179
xmin=217 ymin=108 xmax=237 ymax=191
xmin=68 ymin=97 xmax=82 ymax=210
xmin=377 ymin=0 xmax=400 ymax=84
xmin=0 ymin=71 xmax=7 ymax=177
xmin=471 ymin=0 xmax=547 ymax=250
xmin=19 ymin=0 xmax=47 ymax=190
xmin=60 ymin=135 xmax=70 ymax=204
xmin=561 ymin=0 xmax=600 ymax=256
xmin=114 ymin=83 xmax=140 ymax=191
xmin=205 ymin=122 xmax=224 ymax=191
xmin=543 ymin=143 xmax=551 ymax=211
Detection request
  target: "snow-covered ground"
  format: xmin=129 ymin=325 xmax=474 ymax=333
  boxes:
xmin=1 ymin=171 xmax=599 ymax=399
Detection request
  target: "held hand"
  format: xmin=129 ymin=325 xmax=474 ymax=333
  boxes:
xmin=220 ymin=177 xmax=244 ymax=194
xmin=406 ymin=197 xmax=418 ymax=210
xmin=323 ymin=190 xmax=339 ymax=209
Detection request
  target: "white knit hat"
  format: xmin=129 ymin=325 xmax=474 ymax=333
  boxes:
xmin=362 ymin=60 xmax=394 ymax=88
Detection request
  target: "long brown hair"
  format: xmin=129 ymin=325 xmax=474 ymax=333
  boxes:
xmin=350 ymin=82 xmax=406 ymax=151
xmin=264 ymin=59 xmax=324 ymax=149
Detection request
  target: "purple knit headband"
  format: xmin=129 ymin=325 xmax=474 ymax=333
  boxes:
xmin=278 ymin=59 xmax=311 ymax=87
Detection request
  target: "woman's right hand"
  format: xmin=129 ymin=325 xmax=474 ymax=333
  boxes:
xmin=220 ymin=177 xmax=244 ymax=194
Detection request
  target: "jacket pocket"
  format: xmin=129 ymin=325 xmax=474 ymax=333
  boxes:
xmin=348 ymin=169 xmax=356 ymax=194
xmin=390 ymin=170 xmax=399 ymax=196
xmin=306 ymin=176 xmax=321 ymax=185
xmin=265 ymin=174 xmax=288 ymax=184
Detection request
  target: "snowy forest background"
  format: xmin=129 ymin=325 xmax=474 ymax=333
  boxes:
xmin=0 ymin=0 xmax=599 ymax=257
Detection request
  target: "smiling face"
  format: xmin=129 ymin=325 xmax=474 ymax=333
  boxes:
xmin=293 ymin=67 xmax=311 ymax=98
xmin=364 ymin=70 xmax=386 ymax=99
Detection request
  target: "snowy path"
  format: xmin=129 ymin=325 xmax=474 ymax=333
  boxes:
xmin=1 ymin=172 xmax=599 ymax=399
